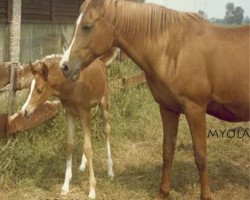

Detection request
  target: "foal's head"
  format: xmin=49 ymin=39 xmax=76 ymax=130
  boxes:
xmin=21 ymin=57 xmax=63 ymax=118
xmin=60 ymin=0 xmax=115 ymax=79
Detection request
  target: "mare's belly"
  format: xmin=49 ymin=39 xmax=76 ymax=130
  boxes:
xmin=207 ymin=100 xmax=249 ymax=122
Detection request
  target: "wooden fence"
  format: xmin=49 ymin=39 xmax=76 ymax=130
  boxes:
xmin=0 ymin=0 xmax=82 ymax=63
xmin=0 ymin=0 xmax=82 ymax=24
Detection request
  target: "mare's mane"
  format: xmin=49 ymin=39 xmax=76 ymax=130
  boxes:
xmin=83 ymin=0 xmax=207 ymax=43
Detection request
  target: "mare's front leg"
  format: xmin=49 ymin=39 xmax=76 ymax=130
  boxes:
xmin=184 ymin=102 xmax=211 ymax=200
xmin=61 ymin=112 xmax=75 ymax=195
xmin=157 ymin=105 xmax=180 ymax=199
xmin=81 ymin=110 xmax=96 ymax=199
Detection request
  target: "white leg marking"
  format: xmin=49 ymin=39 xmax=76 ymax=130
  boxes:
xmin=79 ymin=153 xmax=88 ymax=172
xmin=88 ymin=188 xmax=96 ymax=199
xmin=61 ymin=159 xmax=72 ymax=195
xmin=60 ymin=13 xmax=83 ymax=66
xmin=107 ymin=141 xmax=114 ymax=178
xmin=21 ymin=79 xmax=36 ymax=114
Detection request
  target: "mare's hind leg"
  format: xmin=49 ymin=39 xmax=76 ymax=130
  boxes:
xmin=61 ymin=112 xmax=75 ymax=195
xmin=184 ymin=102 xmax=212 ymax=200
xmin=81 ymin=110 xmax=96 ymax=199
xmin=100 ymin=96 xmax=114 ymax=178
xmin=157 ymin=105 xmax=180 ymax=199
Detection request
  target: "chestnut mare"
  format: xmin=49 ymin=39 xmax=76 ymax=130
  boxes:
xmin=59 ymin=0 xmax=250 ymax=199
xmin=21 ymin=54 xmax=117 ymax=199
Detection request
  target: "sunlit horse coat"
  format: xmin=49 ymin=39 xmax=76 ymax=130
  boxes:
xmin=60 ymin=0 xmax=250 ymax=199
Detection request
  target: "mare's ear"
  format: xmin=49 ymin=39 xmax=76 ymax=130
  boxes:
xmin=92 ymin=0 xmax=104 ymax=8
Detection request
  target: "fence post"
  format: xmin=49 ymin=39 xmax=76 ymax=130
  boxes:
xmin=7 ymin=63 xmax=16 ymax=138
xmin=7 ymin=0 xmax=22 ymax=139
xmin=9 ymin=0 xmax=22 ymax=63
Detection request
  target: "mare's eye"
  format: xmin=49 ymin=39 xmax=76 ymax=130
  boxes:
xmin=83 ymin=24 xmax=93 ymax=31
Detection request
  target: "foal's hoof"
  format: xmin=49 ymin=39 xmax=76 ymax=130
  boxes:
xmin=88 ymin=189 xmax=96 ymax=199
xmin=61 ymin=189 xmax=68 ymax=196
xmin=108 ymin=171 xmax=114 ymax=179
xmin=79 ymin=164 xmax=86 ymax=172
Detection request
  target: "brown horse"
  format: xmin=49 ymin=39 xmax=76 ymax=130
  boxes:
xmin=21 ymin=54 xmax=116 ymax=199
xmin=59 ymin=0 xmax=250 ymax=199
xmin=0 ymin=63 xmax=11 ymax=90
xmin=0 ymin=60 xmax=40 ymax=91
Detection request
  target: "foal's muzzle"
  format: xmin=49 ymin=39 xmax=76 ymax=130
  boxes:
xmin=21 ymin=109 xmax=32 ymax=119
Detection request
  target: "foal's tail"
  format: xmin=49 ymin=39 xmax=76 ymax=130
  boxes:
xmin=99 ymin=48 xmax=119 ymax=66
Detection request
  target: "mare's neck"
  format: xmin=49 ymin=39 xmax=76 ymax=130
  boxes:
xmin=106 ymin=1 xmax=165 ymax=74
xmin=114 ymin=36 xmax=151 ymax=73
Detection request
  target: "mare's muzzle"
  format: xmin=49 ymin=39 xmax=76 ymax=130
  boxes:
xmin=60 ymin=62 xmax=81 ymax=81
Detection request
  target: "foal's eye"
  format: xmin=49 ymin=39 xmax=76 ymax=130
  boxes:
xmin=82 ymin=24 xmax=93 ymax=31
xmin=37 ymin=89 xmax=42 ymax=94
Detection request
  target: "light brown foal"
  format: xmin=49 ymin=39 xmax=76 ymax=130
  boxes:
xmin=0 ymin=62 xmax=33 ymax=90
xmin=21 ymin=55 xmax=115 ymax=199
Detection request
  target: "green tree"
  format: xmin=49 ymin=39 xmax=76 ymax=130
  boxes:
xmin=234 ymin=6 xmax=244 ymax=24
xmin=198 ymin=10 xmax=207 ymax=19
xmin=243 ymin=16 xmax=250 ymax=24
xmin=225 ymin=2 xmax=244 ymax=24
xmin=225 ymin=2 xmax=235 ymax=24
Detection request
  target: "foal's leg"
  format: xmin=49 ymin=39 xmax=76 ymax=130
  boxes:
xmin=79 ymin=153 xmax=88 ymax=172
xmin=157 ymin=105 xmax=180 ymax=199
xmin=81 ymin=110 xmax=96 ymax=199
xmin=61 ymin=112 xmax=75 ymax=195
xmin=184 ymin=102 xmax=211 ymax=200
xmin=100 ymin=96 xmax=114 ymax=178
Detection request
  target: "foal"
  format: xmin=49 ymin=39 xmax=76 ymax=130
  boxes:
xmin=21 ymin=55 xmax=114 ymax=199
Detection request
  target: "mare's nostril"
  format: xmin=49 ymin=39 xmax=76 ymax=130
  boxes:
xmin=62 ymin=63 xmax=69 ymax=71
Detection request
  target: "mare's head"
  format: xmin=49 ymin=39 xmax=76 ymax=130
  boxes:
xmin=21 ymin=56 xmax=63 ymax=118
xmin=60 ymin=0 xmax=115 ymax=79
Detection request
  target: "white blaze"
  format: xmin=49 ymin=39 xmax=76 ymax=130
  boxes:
xmin=21 ymin=79 xmax=36 ymax=114
xmin=60 ymin=13 xmax=83 ymax=66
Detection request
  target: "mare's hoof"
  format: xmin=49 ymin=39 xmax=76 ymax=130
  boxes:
xmin=201 ymin=196 xmax=212 ymax=200
xmin=155 ymin=191 xmax=169 ymax=200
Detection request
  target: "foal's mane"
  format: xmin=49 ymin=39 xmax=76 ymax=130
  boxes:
xmin=84 ymin=0 xmax=207 ymax=43
xmin=33 ymin=54 xmax=63 ymax=69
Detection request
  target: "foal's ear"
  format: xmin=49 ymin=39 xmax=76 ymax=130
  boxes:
xmin=29 ymin=61 xmax=36 ymax=74
xmin=41 ymin=63 xmax=49 ymax=79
